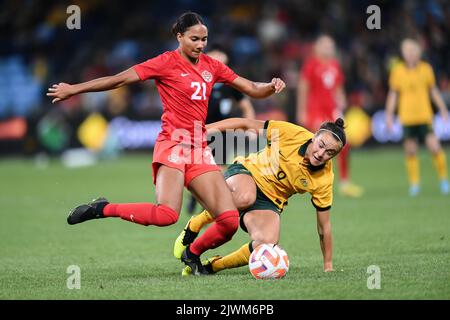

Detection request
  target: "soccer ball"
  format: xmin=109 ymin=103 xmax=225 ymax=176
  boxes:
xmin=248 ymin=243 xmax=289 ymax=279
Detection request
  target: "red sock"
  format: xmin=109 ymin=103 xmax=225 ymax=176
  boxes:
xmin=190 ymin=210 xmax=239 ymax=256
xmin=103 ymin=203 xmax=178 ymax=226
xmin=338 ymin=144 xmax=350 ymax=181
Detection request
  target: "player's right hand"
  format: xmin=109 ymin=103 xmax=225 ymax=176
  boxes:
xmin=46 ymin=82 xmax=75 ymax=103
xmin=271 ymin=78 xmax=285 ymax=94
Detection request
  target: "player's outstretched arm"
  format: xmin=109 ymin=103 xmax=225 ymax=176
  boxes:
xmin=47 ymin=67 xmax=141 ymax=103
xmin=316 ymin=209 xmax=334 ymax=272
xmin=230 ymin=76 xmax=285 ymax=99
xmin=206 ymin=118 xmax=264 ymax=134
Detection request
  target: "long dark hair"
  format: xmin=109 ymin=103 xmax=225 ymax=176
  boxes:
xmin=171 ymin=11 xmax=206 ymax=36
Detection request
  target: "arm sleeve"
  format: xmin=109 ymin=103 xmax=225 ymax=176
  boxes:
xmin=389 ymin=66 xmax=400 ymax=91
xmin=265 ymin=120 xmax=308 ymax=146
xmin=133 ymin=52 xmax=171 ymax=81
xmin=215 ymin=61 xmax=238 ymax=85
xmin=426 ymin=63 xmax=436 ymax=88
xmin=311 ymin=181 xmax=333 ymax=212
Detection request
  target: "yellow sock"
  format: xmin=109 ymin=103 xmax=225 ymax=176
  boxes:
xmin=432 ymin=151 xmax=448 ymax=180
xmin=212 ymin=243 xmax=251 ymax=273
xmin=405 ymin=155 xmax=420 ymax=185
xmin=189 ymin=210 xmax=214 ymax=233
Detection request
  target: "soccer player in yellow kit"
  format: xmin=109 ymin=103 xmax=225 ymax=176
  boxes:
xmin=385 ymin=38 xmax=449 ymax=196
xmin=174 ymin=117 xmax=347 ymax=275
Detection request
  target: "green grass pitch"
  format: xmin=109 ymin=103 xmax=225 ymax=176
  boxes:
xmin=1 ymin=147 xmax=449 ymax=300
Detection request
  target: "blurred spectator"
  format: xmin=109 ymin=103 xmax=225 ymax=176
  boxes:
xmin=296 ymin=34 xmax=364 ymax=198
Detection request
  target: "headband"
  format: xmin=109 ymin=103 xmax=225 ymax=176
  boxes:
xmin=318 ymin=129 xmax=344 ymax=145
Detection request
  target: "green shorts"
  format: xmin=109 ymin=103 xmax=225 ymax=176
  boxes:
xmin=224 ymin=163 xmax=282 ymax=233
xmin=403 ymin=124 xmax=433 ymax=143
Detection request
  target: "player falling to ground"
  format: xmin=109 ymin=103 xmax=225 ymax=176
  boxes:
xmin=47 ymin=11 xmax=286 ymax=275
xmin=174 ymin=118 xmax=346 ymax=275
xmin=186 ymin=44 xmax=255 ymax=215
xmin=385 ymin=38 xmax=449 ymax=196
xmin=297 ymin=34 xmax=363 ymax=198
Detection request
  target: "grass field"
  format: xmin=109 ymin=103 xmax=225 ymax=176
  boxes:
xmin=1 ymin=147 xmax=449 ymax=300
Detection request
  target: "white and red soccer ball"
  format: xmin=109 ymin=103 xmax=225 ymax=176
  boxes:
xmin=248 ymin=243 xmax=289 ymax=279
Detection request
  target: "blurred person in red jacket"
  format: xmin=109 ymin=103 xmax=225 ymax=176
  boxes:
xmin=297 ymin=35 xmax=363 ymax=198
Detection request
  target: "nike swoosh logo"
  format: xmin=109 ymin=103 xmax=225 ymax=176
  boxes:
xmin=181 ymin=73 xmax=189 ymax=77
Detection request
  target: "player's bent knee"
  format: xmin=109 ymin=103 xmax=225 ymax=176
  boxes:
xmin=162 ymin=212 xmax=179 ymax=226
xmin=250 ymin=232 xmax=278 ymax=246
xmin=152 ymin=204 xmax=179 ymax=226
xmin=235 ymin=192 xmax=256 ymax=210
xmin=259 ymin=237 xmax=279 ymax=245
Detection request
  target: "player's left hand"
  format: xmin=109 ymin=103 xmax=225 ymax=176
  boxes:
xmin=271 ymin=78 xmax=286 ymax=94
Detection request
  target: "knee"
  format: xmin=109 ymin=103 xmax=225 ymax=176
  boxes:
xmin=404 ymin=140 xmax=417 ymax=156
xmin=153 ymin=205 xmax=179 ymax=226
xmin=251 ymin=234 xmax=278 ymax=246
xmin=163 ymin=212 xmax=179 ymax=226
xmin=405 ymin=147 xmax=417 ymax=157
xmin=234 ymin=192 xmax=256 ymax=210
xmin=427 ymin=141 xmax=441 ymax=155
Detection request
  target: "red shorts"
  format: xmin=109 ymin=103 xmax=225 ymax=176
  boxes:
xmin=152 ymin=140 xmax=221 ymax=187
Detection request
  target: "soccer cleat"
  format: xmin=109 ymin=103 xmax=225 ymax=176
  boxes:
xmin=409 ymin=184 xmax=420 ymax=197
xmin=173 ymin=219 xmax=199 ymax=259
xmin=181 ymin=255 xmax=221 ymax=276
xmin=440 ymin=180 xmax=449 ymax=195
xmin=67 ymin=197 xmax=109 ymax=225
xmin=339 ymin=181 xmax=364 ymax=198
xmin=180 ymin=246 xmax=209 ymax=276
xmin=202 ymin=255 xmax=221 ymax=274
xmin=181 ymin=265 xmax=193 ymax=277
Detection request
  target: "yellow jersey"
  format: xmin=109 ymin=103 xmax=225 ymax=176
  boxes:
xmin=389 ymin=61 xmax=436 ymax=125
xmin=235 ymin=120 xmax=334 ymax=211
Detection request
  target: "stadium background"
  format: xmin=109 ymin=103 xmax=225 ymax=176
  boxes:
xmin=1 ymin=0 xmax=449 ymax=155
xmin=1 ymin=0 xmax=449 ymax=301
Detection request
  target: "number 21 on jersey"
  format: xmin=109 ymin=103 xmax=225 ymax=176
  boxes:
xmin=191 ymin=82 xmax=206 ymax=100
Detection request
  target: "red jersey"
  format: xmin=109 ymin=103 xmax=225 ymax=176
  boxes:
xmin=134 ymin=50 xmax=238 ymax=146
xmin=300 ymin=57 xmax=344 ymax=119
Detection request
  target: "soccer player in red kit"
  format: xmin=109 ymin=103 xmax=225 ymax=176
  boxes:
xmin=47 ymin=12 xmax=286 ymax=275
xmin=296 ymin=35 xmax=363 ymax=197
